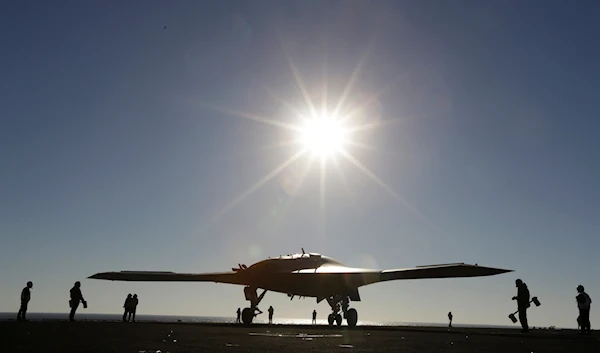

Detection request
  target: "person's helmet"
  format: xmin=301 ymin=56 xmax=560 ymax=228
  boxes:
xmin=577 ymin=285 xmax=584 ymax=293
xmin=75 ymin=281 xmax=81 ymax=287
xmin=27 ymin=281 xmax=33 ymax=287
xmin=515 ymin=279 xmax=523 ymax=286
xmin=133 ymin=294 xmax=137 ymax=298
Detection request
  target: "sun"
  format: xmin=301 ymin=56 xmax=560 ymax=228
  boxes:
xmin=299 ymin=115 xmax=348 ymax=158
xmin=209 ymin=47 xmax=426 ymax=224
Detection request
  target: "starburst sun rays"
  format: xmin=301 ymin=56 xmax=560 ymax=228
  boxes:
xmin=209 ymin=52 xmax=422 ymax=224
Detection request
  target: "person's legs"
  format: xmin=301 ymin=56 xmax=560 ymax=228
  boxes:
xmin=581 ymin=309 xmax=591 ymax=334
xmin=132 ymin=310 xmax=136 ymax=322
xmin=519 ymin=309 xmax=528 ymax=332
xmin=21 ymin=303 xmax=28 ymax=321
xmin=123 ymin=310 xmax=128 ymax=322
xmin=17 ymin=303 xmax=25 ymax=321
xmin=69 ymin=302 xmax=79 ymax=321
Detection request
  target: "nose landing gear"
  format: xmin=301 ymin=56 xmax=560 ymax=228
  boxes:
xmin=241 ymin=286 xmax=267 ymax=324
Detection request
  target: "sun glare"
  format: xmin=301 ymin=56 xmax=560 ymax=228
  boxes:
xmin=300 ymin=116 xmax=347 ymax=158
xmin=210 ymin=46 xmax=427 ymax=225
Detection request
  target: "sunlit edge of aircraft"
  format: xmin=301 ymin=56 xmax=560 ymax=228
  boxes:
xmin=89 ymin=249 xmax=512 ymax=327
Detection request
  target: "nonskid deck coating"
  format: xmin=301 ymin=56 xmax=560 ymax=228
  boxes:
xmin=2 ymin=321 xmax=598 ymax=353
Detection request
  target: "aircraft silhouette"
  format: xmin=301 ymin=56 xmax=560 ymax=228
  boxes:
xmin=89 ymin=249 xmax=511 ymax=326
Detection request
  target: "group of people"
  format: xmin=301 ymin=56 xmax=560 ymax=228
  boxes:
xmin=17 ymin=280 xmax=139 ymax=323
xmin=512 ymin=279 xmax=591 ymax=335
xmin=443 ymin=280 xmax=592 ymax=335
xmin=18 ymin=281 xmax=88 ymax=322
xmin=122 ymin=294 xmax=139 ymax=322
xmin=235 ymin=306 xmax=319 ymax=325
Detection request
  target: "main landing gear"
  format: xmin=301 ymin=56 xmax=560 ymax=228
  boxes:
xmin=241 ymin=286 xmax=267 ymax=324
xmin=326 ymin=295 xmax=358 ymax=327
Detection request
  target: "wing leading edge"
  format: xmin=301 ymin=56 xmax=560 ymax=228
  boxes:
xmin=88 ymin=271 xmax=243 ymax=285
xmin=294 ymin=263 xmax=512 ymax=287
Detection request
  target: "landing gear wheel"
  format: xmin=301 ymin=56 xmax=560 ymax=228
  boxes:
xmin=328 ymin=314 xmax=335 ymax=326
xmin=346 ymin=308 xmax=358 ymax=327
xmin=335 ymin=314 xmax=342 ymax=326
xmin=242 ymin=308 xmax=254 ymax=324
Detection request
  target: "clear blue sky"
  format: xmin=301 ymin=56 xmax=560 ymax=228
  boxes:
xmin=1 ymin=1 xmax=598 ymax=328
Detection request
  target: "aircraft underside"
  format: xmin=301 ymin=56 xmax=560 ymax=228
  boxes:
xmin=242 ymin=285 xmax=360 ymax=327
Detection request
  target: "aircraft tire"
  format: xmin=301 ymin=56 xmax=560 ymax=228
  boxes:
xmin=335 ymin=314 xmax=342 ymax=326
xmin=346 ymin=308 xmax=358 ymax=327
xmin=328 ymin=314 xmax=335 ymax=326
xmin=242 ymin=308 xmax=254 ymax=324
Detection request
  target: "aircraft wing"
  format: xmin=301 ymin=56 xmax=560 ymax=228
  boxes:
xmin=295 ymin=263 xmax=512 ymax=287
xmin=88 ymin=271 xmax=244 ymax=285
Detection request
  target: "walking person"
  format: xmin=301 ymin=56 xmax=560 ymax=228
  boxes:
xmin=312 ymin=310 xmax=317 ymax=325
xmin=17 ymin=281 xmax=33 ymax=321
xmin=69 ymin=281 xmax=86 ymax=322
xmin=236 ymin=308 xmax=241 ymax=323
xmin=576 ymin=285 xmax=592 ymax=335
xmin=512 ymin=279 xmax=530 ymax=333
xmin=448 ymin=311 xmax=453 ymax=327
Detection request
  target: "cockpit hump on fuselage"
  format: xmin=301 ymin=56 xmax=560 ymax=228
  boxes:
xmin=247 ymin=253 xmax=347 ymax=273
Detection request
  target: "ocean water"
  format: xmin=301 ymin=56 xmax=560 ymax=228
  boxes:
xmin=0 ymin=312 xmax=517 ymax=329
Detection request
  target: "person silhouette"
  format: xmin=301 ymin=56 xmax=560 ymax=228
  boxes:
xmin=448 ymin=311 xmax=453 ymax=327
xmin=128 ymin=294 xmax=139 ymax=322
xmin=69 ymin=281 xmax=86 ymax=322
xmin=123 ymin=294 xmax=132 ymax=322
xmin=312 ymin=310 xmax=317 ymax=325
xmin=268 ymin=306 xmax=274 ymax=324
xmin=576 ymin=285 xmax=592 ymax=335
xmin=512 ymin=279 xmax=530 ymax=333
xmin=17 ymin=281 xmax=33 ymax=321
xmin=236 ymin=308 xmax=241 ymax=323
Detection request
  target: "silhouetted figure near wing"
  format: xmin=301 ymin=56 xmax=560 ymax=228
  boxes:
xmin=123 ymin=294 xmax=132 ymax=322
xmin=69 ymin=281 xmax=86 ymax=322
xmin=312 ymin=310 xmax=317 ymax=325
xmin=512 ymin=279 xmax=530 ymax=333
xmin=17 ymin=281 xmax=33 ymax=321
xmin=576 ymin=285 xmax=592 ymax=335
xmin=128 ymin=294 xmax=139 ymax=322
xmin=448 ymin=311 xmax=453 ymax=327
xmin=236 ymin=308 xmax=241 ymax=323
xmin=268 ymin=306 xmax=274 ymax=324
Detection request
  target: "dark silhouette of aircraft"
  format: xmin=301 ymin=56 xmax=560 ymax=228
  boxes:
xmin=89 ymin=249 xmax=511 ymax=327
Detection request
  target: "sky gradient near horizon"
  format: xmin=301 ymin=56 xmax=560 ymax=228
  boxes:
xmin=1 ymin=1 xmax=599 ymax=328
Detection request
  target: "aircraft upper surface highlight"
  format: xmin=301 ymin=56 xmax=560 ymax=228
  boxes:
xmin=89 ymin=249 xmax=512 ymax=327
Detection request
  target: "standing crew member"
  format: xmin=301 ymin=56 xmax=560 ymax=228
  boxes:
xmin=69 ymin=281 xmax=86 ymax=322
xmin=123 ymin=294 xmax=132 ymax=322
xmin=236 ymin=308 xmax=241 ymax=323
xmin=448 ymin=311 xmax=453 ymax=327
xmin=312 ymin=310 xmax=317 ymax=325
xmin=268 ymin=306 xmax=274 ymax=324
xmin=512 ymin=279 xmax=530 ymax=333
xmin=17 ymin=281 xmax=33 ymax=321
xmin=576 ymin=285 xmax=592 ymax=335
xmin=129 ymin=294 xmax=139 ymax=322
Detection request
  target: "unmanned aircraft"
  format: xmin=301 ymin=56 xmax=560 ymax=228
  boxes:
xmin=89 ymin=249 xmax=512 ymax=327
